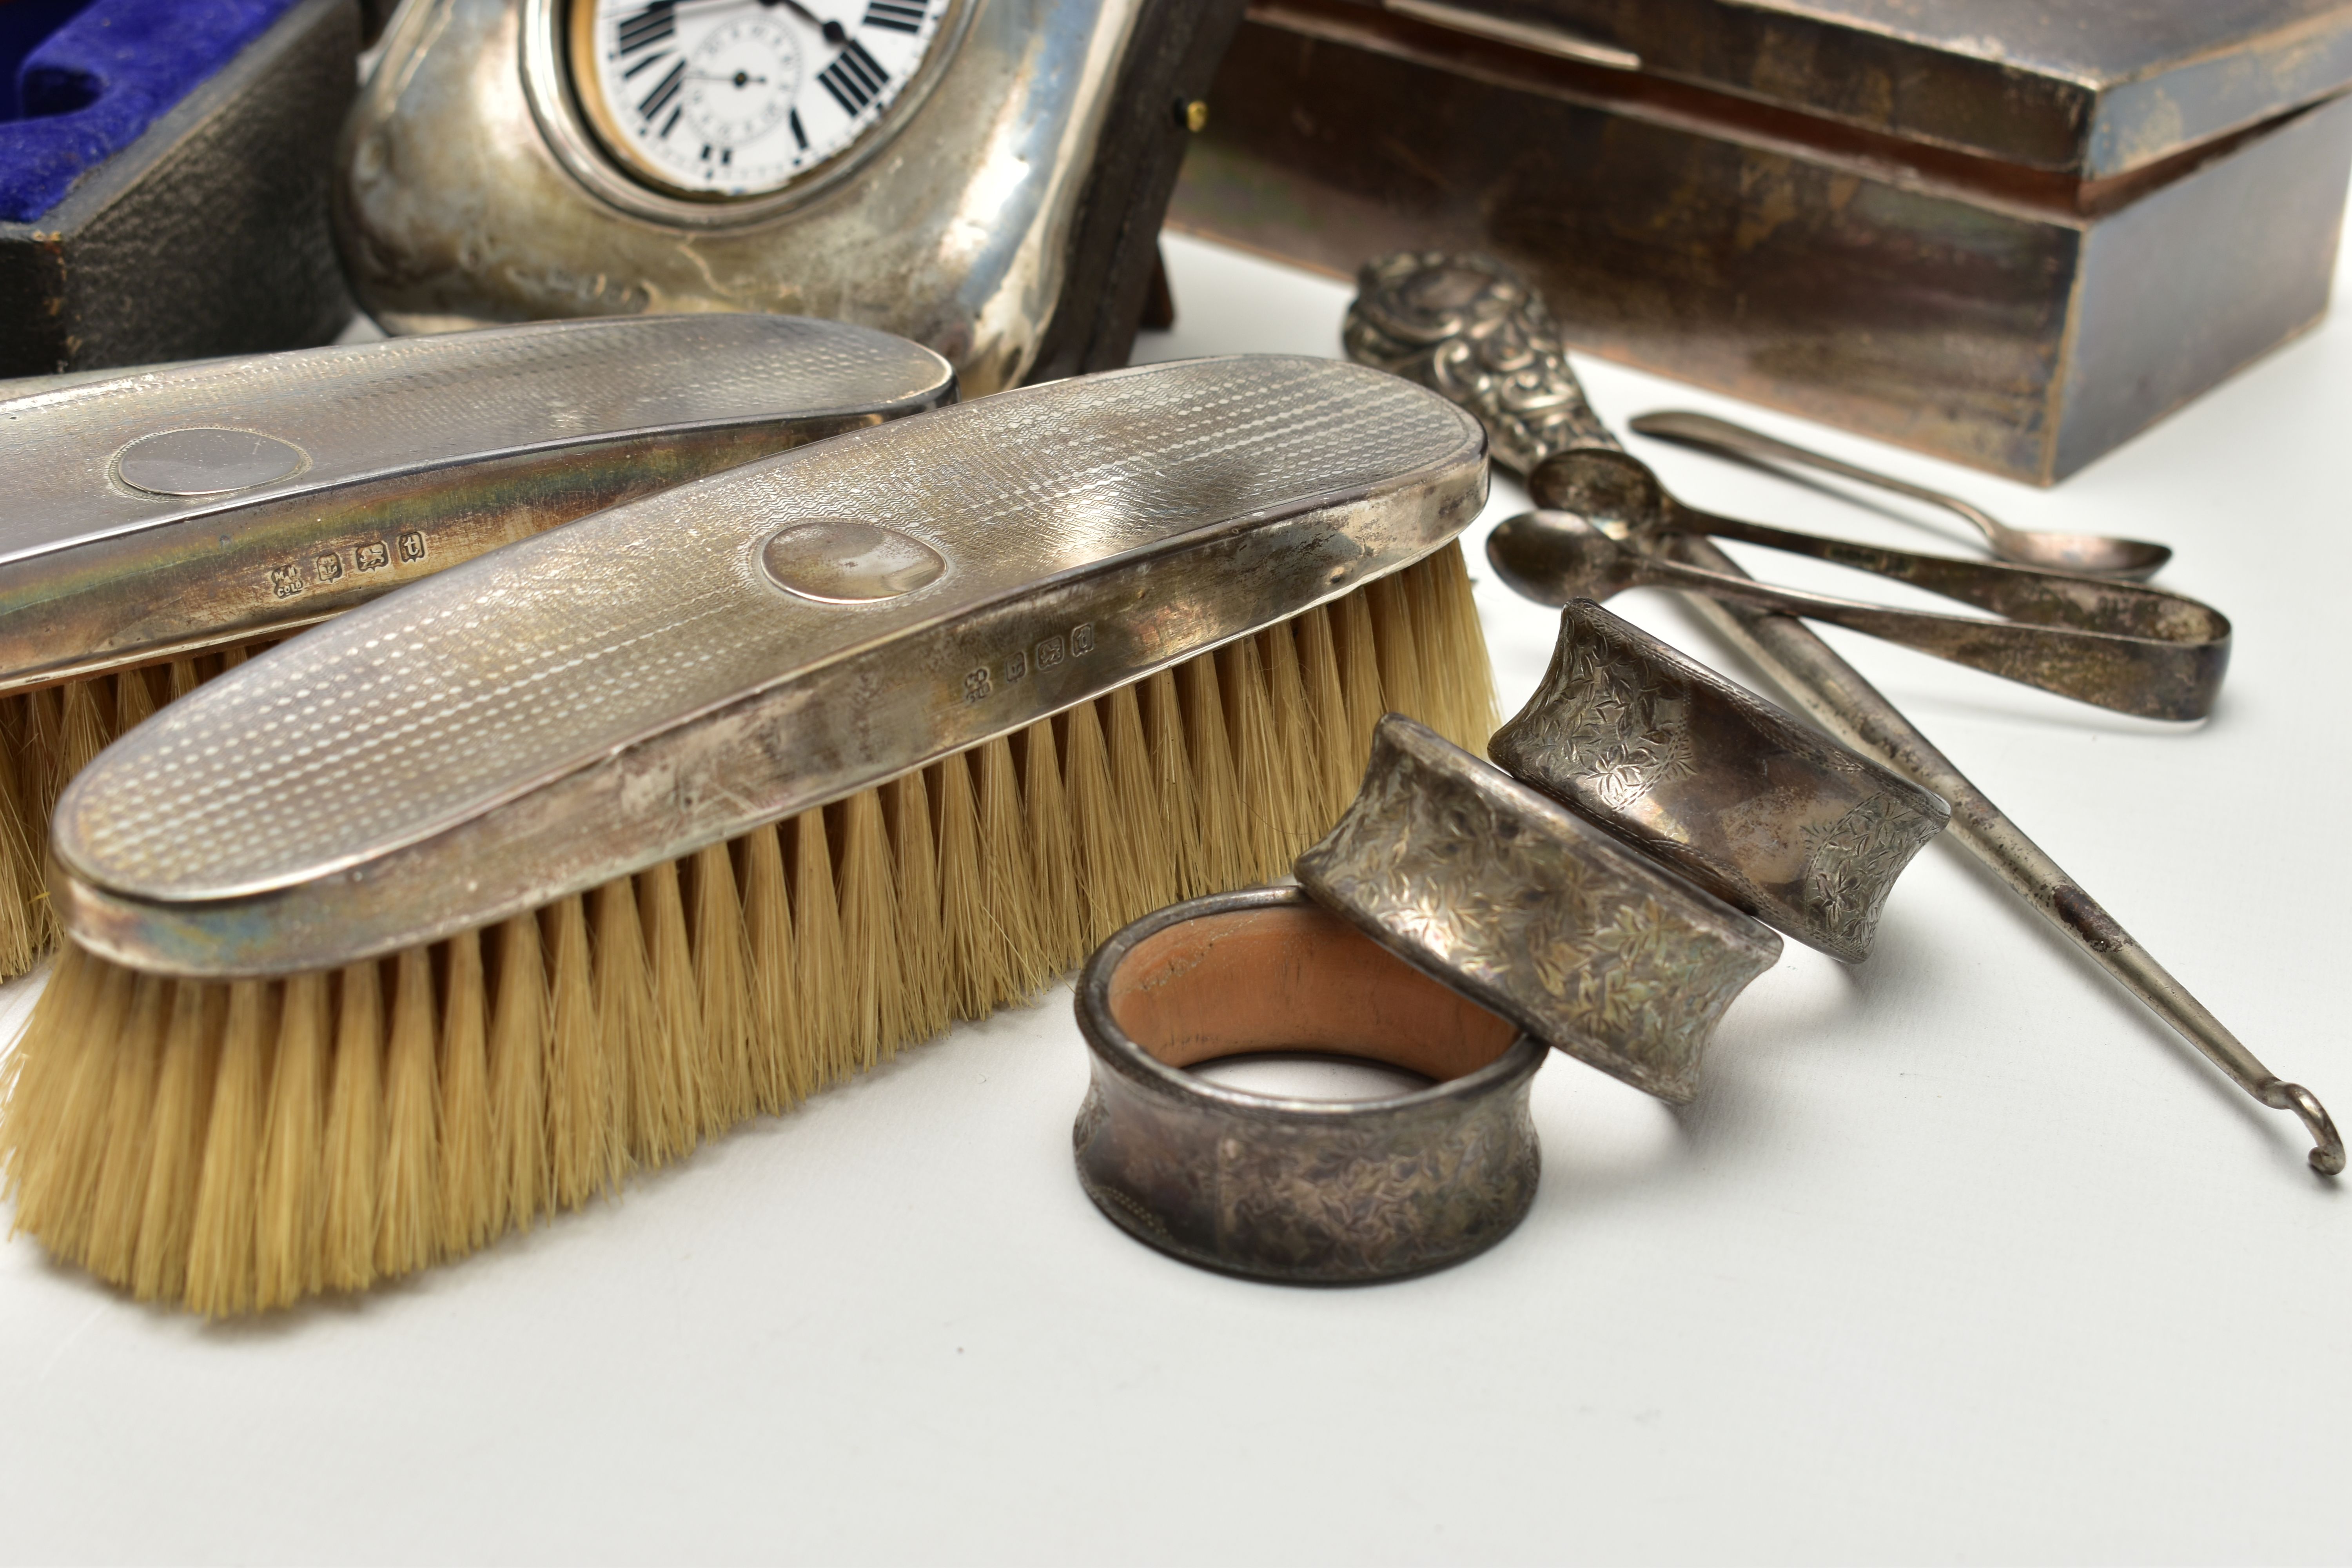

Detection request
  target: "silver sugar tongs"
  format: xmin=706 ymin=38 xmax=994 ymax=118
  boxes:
xmin=1346 ymin=251 xmax=2343 ymax=1176
xmin=1486 ymin=447 xmax=2229 ymax=723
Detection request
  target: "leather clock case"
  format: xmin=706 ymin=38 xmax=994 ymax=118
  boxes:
xmin=0 ymin=0 xmax=358 ymax=377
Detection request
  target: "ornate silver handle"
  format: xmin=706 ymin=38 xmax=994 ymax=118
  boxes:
xmin=1348 ymin=251 xmax=2344 ymax=1176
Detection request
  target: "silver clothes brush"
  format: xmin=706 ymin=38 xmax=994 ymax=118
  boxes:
xmin=5 ymin=355 xmax=1501 ymax=1312
xmin=0 ymin=313 xmax=954 ymax=975
xmin=1 ymin=314 xmax=954 ymax=691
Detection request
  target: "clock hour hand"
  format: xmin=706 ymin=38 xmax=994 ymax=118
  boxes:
xmin=761 ymin=0 xmax=846 ymax=45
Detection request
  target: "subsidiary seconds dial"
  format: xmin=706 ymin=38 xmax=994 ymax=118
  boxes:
xmin=570 ymin=0 xmax=947 ymax=199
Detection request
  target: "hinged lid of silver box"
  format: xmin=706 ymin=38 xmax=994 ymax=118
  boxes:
xmin=1377 ymin=0 xmax=2352 ymax=176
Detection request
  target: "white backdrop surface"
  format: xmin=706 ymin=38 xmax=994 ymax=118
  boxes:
xmin=2 ymin=227 xmax=2349 ymax=1566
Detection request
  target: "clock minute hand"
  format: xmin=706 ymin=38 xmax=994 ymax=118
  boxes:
xmin=762 ymin=0 xmax=847 ymax=45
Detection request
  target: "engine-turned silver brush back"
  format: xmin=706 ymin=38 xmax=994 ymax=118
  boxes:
xmin=0 ymin=314 xmax=955 ymax=691
xmin=56 ymin=355 xmax=1488 ymax=976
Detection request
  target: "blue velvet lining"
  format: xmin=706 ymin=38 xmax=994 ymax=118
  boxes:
xmin=0 ymin=0 xmax=303 ymax=223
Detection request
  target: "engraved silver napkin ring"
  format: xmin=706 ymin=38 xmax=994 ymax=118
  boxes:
xmin=1074 ymin=884 xmax=1548 ymax=1285
xmin=1072 ymin=717 xmax=1783 ymax=1284
xmin=1489 ymin=601 xmax=1949 ymax=962
xmin=1298 ymin=716 xmax=1784 ymax=1105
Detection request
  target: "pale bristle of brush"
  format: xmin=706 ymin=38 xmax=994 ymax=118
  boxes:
xmin=0 ymin=647 xmax=275 ymax=980
xmin=0 ymin=545 xmax=1499 ymax=1314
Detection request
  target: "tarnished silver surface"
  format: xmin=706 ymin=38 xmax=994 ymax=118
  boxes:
xmin=1344 ymin=251 xmax=1611 ymax=472
xmin=1296 ymin=716 xmax=1780 ymax=1103
xmin=1493 ymin=449 xmax=2232 ymax=722
xmin=116 ymin=429 xmax=310 ymax=496
xmin=54 ymin=355 xmax=1488 ymax=976
xmin=1490 ymin=600 xmax=1947 ymax=963
xmin=1354 ymin=250 xmax=2345 ymax=1176
xmin=1381 ymin=0 xmax=1641 ymax=71
xmin=762 ymin=521 xmax=949 ymax=603
xmin=340 ymin=0 xmax=1131 ymax=394
xmin=1074 ymin=885 xmax=1546 ymax=1284
xmin=0 ymin=314 xmax=955 ymax=692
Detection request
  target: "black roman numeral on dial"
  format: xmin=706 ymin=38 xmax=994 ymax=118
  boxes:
xmin=581 ymin=0 xmax=944 ymax=197
xmin=638 ymin=58 xmax=686 ymax=121
xmin=862 ymin=1 xmax=924 ymax=32
xmin=817 ymin=39 xmax=889 ymax=115
xmin=616 ymin=1 xmax=675 ymax=53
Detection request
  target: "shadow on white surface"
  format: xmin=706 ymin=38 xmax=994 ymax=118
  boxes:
xmin=2 ymin=226 xmax=2349 ymax=1564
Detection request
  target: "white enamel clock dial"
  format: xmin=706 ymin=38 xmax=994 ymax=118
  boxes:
xmin=570 ymin=0 xmax=947 ymax=199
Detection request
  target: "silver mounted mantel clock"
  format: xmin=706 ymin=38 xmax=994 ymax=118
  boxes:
xmin=557 ymin=0 xmax=963 ymax=211
xmin=338 ymin=0 xmax=1245 ymax=392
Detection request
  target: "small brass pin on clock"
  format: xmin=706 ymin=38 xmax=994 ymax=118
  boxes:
xmin=339 ymin=0 xmax=1246 ymax=392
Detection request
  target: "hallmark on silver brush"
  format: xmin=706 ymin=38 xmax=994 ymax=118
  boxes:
xmin=267 ymin=530 xmax=428 ymax=599
xmin=964 ymin=621 xmax=1095 ymax=702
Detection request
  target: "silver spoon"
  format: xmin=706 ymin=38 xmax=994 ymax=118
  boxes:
xmin=1629 ymin=410 xmax=2174 ymax=581
xmin=1534 ymin=446 xmax=2225 ymax=646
